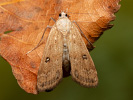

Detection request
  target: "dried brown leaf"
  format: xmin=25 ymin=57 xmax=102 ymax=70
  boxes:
xmin=0 ymin=0 xmax=121 ymax=94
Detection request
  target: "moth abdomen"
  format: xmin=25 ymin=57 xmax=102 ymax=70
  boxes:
xmin=62 ymin=38 xmax=71 ymax=77
xmin=62 ymin=59 xmax=71 ymax=77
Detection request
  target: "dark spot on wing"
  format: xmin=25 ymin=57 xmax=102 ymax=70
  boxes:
xmin=45 ymin=57 xmax=50 ymax=63
xmin=82 ymin=54 xmax=87 ymax=59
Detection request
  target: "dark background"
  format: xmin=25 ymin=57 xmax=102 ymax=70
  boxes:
xmin=0 ymin=0 xmax=133 ymax=100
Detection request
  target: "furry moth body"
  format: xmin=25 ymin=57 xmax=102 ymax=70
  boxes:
xmin=37 ymin=12 xmax=98 ymax=92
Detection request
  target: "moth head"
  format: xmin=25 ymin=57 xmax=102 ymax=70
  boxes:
xmin=59 ymin=12 xmax=68 ymax=18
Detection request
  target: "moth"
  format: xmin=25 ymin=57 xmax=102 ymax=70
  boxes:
xmin=36 ymin=12 xmax=98 ymax=92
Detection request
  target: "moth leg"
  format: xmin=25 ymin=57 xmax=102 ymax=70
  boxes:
xmin=50 ymin=17 xmax=56 ymax=22
xmin=26 ymin=25 xmax=52 ymax=54
xmin=26 ymin=17 xmax=56 ymax=54
xmin=72 ymin=21 xmax=95 ymax=51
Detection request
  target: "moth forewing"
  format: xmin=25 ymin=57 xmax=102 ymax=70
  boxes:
xmin=37 ymin=24 xmax=63 ymax=92
xmin=67 ymin=23 xmax=98 ymax=87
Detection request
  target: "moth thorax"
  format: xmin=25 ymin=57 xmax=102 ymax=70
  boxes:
xmin=56 ymin=18 xmax=71 ymax=33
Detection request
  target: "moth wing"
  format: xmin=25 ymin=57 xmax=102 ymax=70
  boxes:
xmin=37 ymin=25 xmax=63 ymax=92
xmin=67 ymin=23 xmax=98 ymax=87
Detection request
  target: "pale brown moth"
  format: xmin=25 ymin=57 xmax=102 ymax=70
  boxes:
xmin=36 ymin=12 xmax=98 ymax=92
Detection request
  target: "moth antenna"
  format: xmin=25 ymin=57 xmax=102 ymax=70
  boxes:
xmin=43 ymin=13 xmax=56 ymax=16
xmin=73 ymin=21 xmax=95 ymax=23
xmin=73 ymin=21 xmax=94 ymax=49
xmin=65 ymin=8 xmax=68 ymax=13
xmin=67 ymin=12 xmax=97 ymax=15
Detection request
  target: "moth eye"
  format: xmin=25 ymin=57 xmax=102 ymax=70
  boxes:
xmin=45 ymin=57 xmax=50 ymax=63
xmin=65 ymin=14 xmax=67 ymax=17
xmin=82 ymin=55 xmax=87 ymax=59
xmin=59 ymin=13 xmax=61 ymax=17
